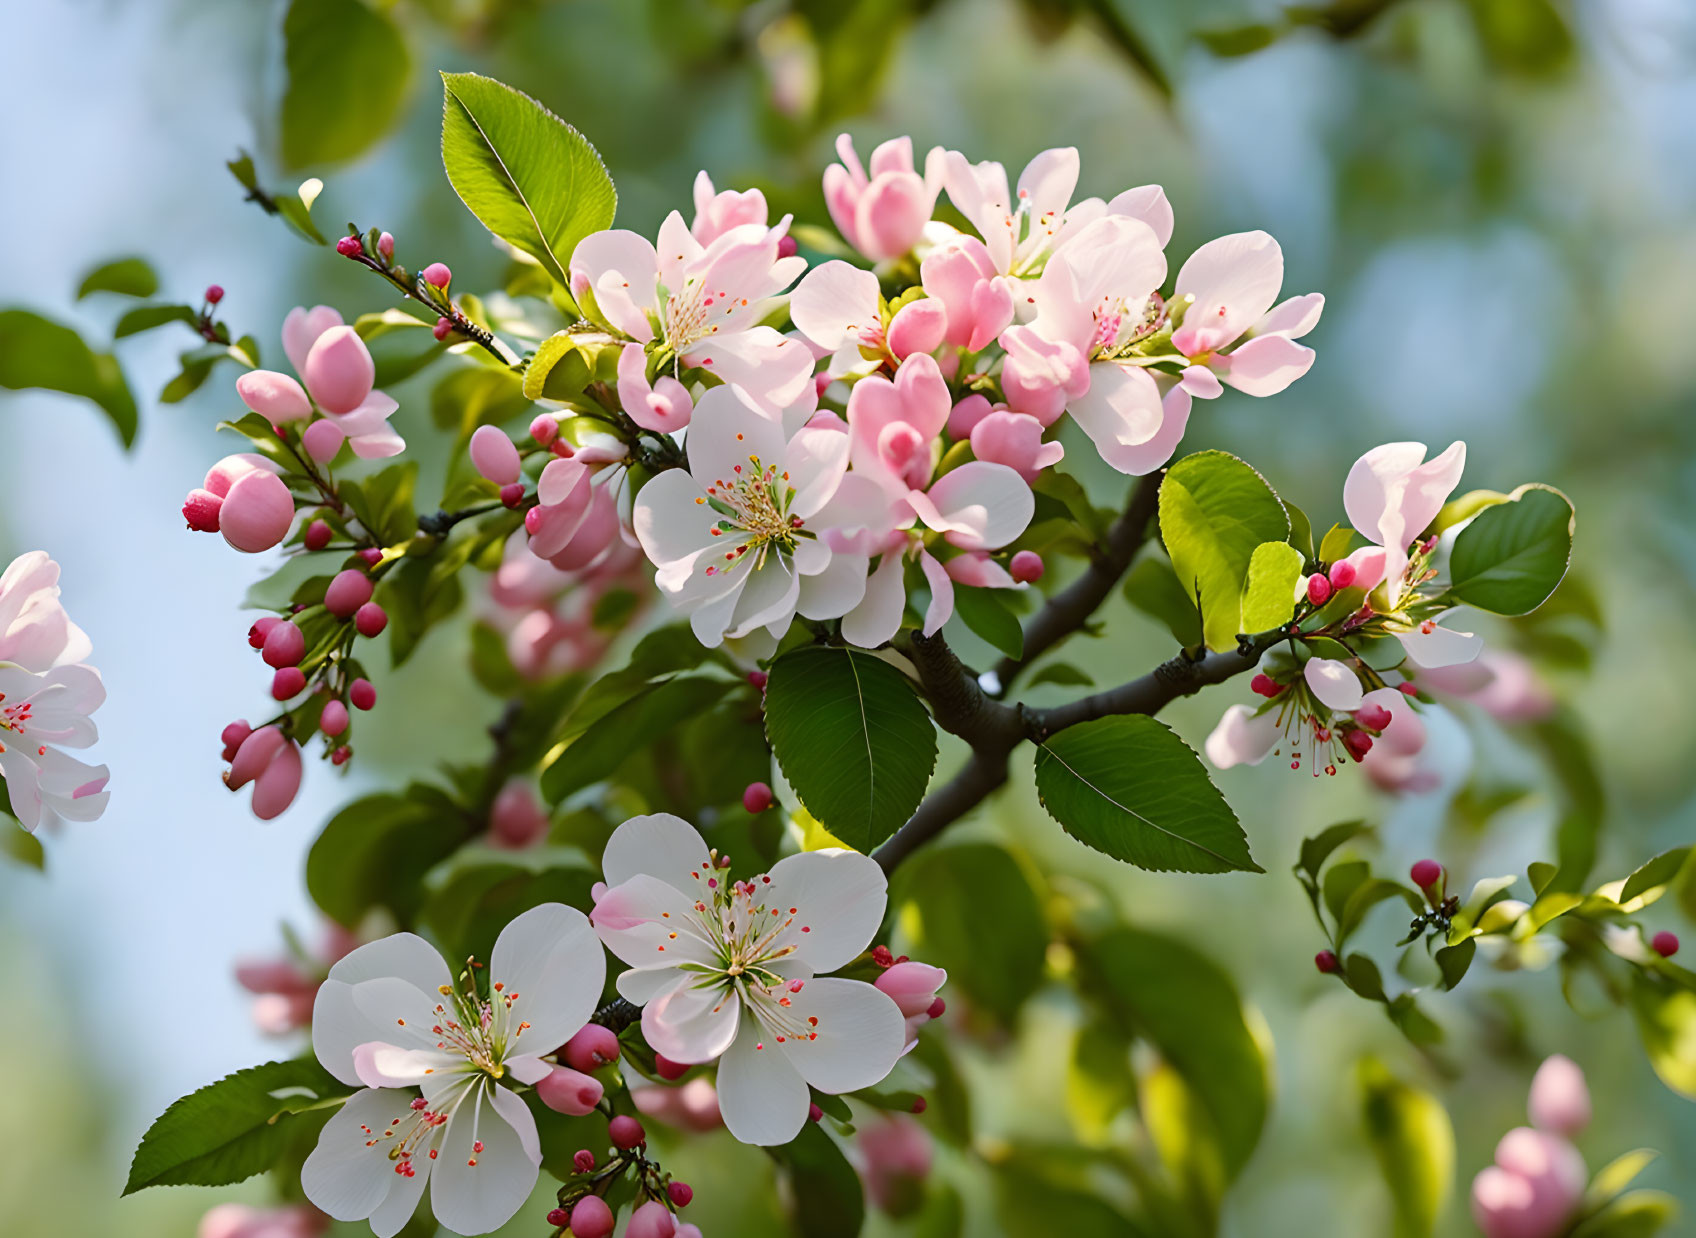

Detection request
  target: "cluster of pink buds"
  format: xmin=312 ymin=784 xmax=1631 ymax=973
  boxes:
xmin=184 ymin=455 xmax=294 ymax=552
xmin=1473 ymin=1056 xmax=1594 ymax=1238
xmin=547 ymin=1109 xmax=701 ymax=1238
xmin=871 ymin=944 xmax=947 ymax=1047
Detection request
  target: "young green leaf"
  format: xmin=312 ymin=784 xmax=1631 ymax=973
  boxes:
xmin=76 ymin=256 xmax=158 ymax=300
xmin=1033 ymin=716 xmax=1261 ymax=874
xmin=441 ymin=72 xmax=617 ymax=290
xmin=124 ymin=1058 xmax=348 ymax=1194
xmin=0 ymin=823 xmax=45 ymax=870
xmin=1159 ymin=451 xmax=1290 ymax=650
xmin=766 ymin=1120 xmax=866 ymax=1238
xmin=1358 ymin=1057 xmax=1454 ymax=1238
xmin=114 ymin=304 xmax=199 ymax=338
xmin=0 ymin=309 xmax=137 ymax=446
xmin=951 ymin=586 xmax=1023 ymax=660
xmin=764 ymin=646 xmax=937 ymax=853
xmin=1239 ymin=540 xmax=1304 ymax=632
xmin=280 ymin=0 xmax=410 ymax=168
xmin=1631 ymin=976 xmax=1696 ymax=1099
xmin=541 ymin=674 xmax=727 ymax=803
xmin=1123 ymin=551 xmax=1204 ymax=647
xmin=1447 ymin=484 xmax=1574 ymax=615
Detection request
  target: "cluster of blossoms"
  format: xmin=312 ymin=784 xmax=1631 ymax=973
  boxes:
xmin=1206 ymin=440 xmax=1494 ymax=783
xmin=0 ymin=552 xmax=109 ymax=829
xmin=451 ymin=137 xmax=1320 ymax=653
xmin=295 ymin=813 xmax=941 ymax=1235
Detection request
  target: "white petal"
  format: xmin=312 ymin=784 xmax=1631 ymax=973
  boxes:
xmin=774 ymin=977 xmax=905 ymax=1093
xmin=915 ymin=461 xmax=1033 ymax=551
xmin=1068 ymin=362 xmax=1188 ymax=476
xmin=368 ymin=1150 xmax=429 ymax=1238
xmin=785 ymin=424 xmax=851 ymax=521
xmin=1174 ymin=230 xmax=1284 ymax=350
xmin=327 ymin=932 xmax=454 ymax=991
xmin=760 ymin=848 xmax=887 ymax=969
xmin=797 ymin=551 xmax=868 ymax=621
xmin=1204 ymin=705 xmax=1282 ymax=769
xmin=686 ymin=328 xmax=815 ymax=418
xmin=352 ymin=1043 xmax=463 ymax=1090
xmin=715 ymin=1016 xmax=810 ymax=1146
xmin=791 ymin=261 xmax=881 ymax=351
xmin=1304 ymin=658 xmax=1364 ymax=711
xmin=617 ymin=965 xmax=691 ymax=1005
xmin=1105 ymin=184 xmax=1174 ymax=248
xmin=570 ymin=230 xmax=659 ymax=339
xmin=490 ymin=902 xmax=605 ymax=1053
xmin=603 ymin=813 xmax=715 ymax=892
xmin=724 ymin=556 xmax=800 ymax=641
xmin=919 ymin=550 xmax=953 ymax=637
xmin=592 ymin=873 xmax=721 ymax=971
xmin=1397 ymin=621 xmax=1484 ymax=670
xmin=687 ymin=385 xmax=789 ymax=486
xmin=839 ymin=551 xmax=907 ymax=648
xmin=430 ymin=1082 xmax=540 ymax=1236
xmin=644 ymin=980 xmax=742 ymax=1064
xmin=315 ymin=937 xmax=452 ymax=1085
xmin=301 ymin=1089 xmax=423 ymax=1226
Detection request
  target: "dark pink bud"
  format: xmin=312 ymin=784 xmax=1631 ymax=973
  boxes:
xmin=524 ymin=506 xmax=545 ymax=535
xmin=572 ymin=1149 xmax=596 ymax=1174
xmin=358 ymin=547 xmax=383 ymax=566
xmin=335 ymin=235 xmax=363 ymax=257
xmin=562 ymin=1024 xmax=621 ymax=1073
xmin=608 ymin=1114 xmax=645 ymax=1149
xmin=1250 ymin=673 xmax=1282 ymax=699
xmin=777 ymin=235 xmax=798 ymax=259
xmin=1306 ymin=573 xmax=1333 ymax=606
xmin=247 ymin=616 xmax=282 ymax=649
xmin=808 ymin=1103 xmax=824 ymax=1123
xmin=546 ymin=1208 xmax=569 ymax=1228
xmin=205 ymin=284 xmax=225 ymax=305
xmin=1342 ymin=730 xmax=1373 ymax=761
xmin=377 ymin=232 xmax=395 ymax=260
xmin=221 ymin=720 xmax=253 ymax=750
xmin=927 ymin=996 xmax=946 ymax=1018
xmin=320 ymin=699 xmax=349 ymax=738
xmin=567 ymin=1195 xmax=613 ymax=1238
xmin=1315 ymin=950 xmax=1339 ymax=974
xmin=261 ymin=621 xmax=306 ymax=668
xmin=304 ymin=519 xmax=333 ymax=551
xmin=654 ymin=1054 xmax=689 ymax=1081
xmin=349 ymin=678 xmax=377 ymax=710
xmin=354 ymin=602 xmax=388 ymax=638
xmin=1653 ymin=931 xmax=1680 ymax=958
xmin=530 ymin=414 xmax=560 ymax=446
xmin=668 ymin=1181 xmax=693 ymax=1208
xmin=1410 ymin=859 xmax=1443 ymax=889
xmin=1398 ymin=681 xmax=1419 ymax=697
xmin=1356 ymin=702 xmax=1392 ymax=732
xmin=325 ymin=569 xmax=373 ymax=618
xmin=422 ymin=262 xmax=452 ymax=288
xmin=271 ymin=667 xmax=306 ymax=700
xmin=182 ymin=487 xmax=224 ymax=533
xmin=220 ymin=470 xmax=294 ymax=553
xmin=1328 ymin=559 xmax=1356 ymax=589
xmin=500 ymin=482 xmax=525 ymax=508
xmin=433 ymin=317 xmax=452 ymax=341
xmin=331 ymin=745 xmax=352 ymax=766
xmin=871 ymin=944 xmax=894 ymax=968
xmin=1010 ymin=550 xmax=1044 ymax=584
xmin=537 ymin=1066 xmax=603 ymax=1116
xmin=743 ymin=781 xmax=774 ymax=814
xmin=910 ymin=1096 xmax=927 ymax=1114
xmin=747 ymin=669 xmax=769 ymax=690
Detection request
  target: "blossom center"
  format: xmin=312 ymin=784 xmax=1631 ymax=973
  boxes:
xmin=697 ymin=451 xmax=807 ymax=580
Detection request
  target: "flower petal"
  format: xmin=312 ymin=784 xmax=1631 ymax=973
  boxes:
xmin=431 ymin=1082 xmax=540 ymax=1236
xmin=914 ymin=461 xmax=1033 ymax=551
xmin=301 ymin=1088 xmax=421 ymax=1226
xmin=1217 ymin=334 xmax=1315 ymax=397
xmin=644 ymin=981 xmax=742 ymax=1064
xmin=791 ymin=261 xmax=881 ymax=352
xmin=759 ymin=848 xmax=887 ymax=971
xmin=490 ymin=902 xmax=605 ymax=1053
xmin=839 ymin=551 xmax=907 ymax=648
xmin=602 ymin=812 xmax=715 ymax=893
xmin=715 ymin=1016 xmax=810 ymax=1146
xmin=773 ymin=977 xmax=905 ymax=1094
xmin=1068 ymin=363 xmax=1188 ymax=476
xmin=1304 ymin=658 xmax=1365 ymax=712
xmin=1204 ymin=704 xmax=1282 ymax=769
xmin=1173 ymin=231 xmax=1284 ymax=353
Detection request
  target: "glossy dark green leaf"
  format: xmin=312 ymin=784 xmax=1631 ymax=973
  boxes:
xmin=767 ymin=1121 xmax=866 ymax=1238
xmin=306 ymin=785 xmax=470 ymax=926
xmin=114 ymin=303 xmax=199 ymax=338
xmin=1448 ymin=484 xmax=1574 ymax=616
xmin=542 ymin=674 xmax=728 ymax=804
xmin=951 ymin=585 xmax=1023 ymax=660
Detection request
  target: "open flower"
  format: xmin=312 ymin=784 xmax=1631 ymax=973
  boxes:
xmin=590 ymin=813 xmax=907 ymax=1146
xmin=632 ymin=385 xmax=865 ymax=647
xmin=0 ymin=551 xmax=91 ymax=672
xmin=302 ymin=905 xmax=605 ymax=1236
xmin=1169 ymin=232 xmax=1323 ymax=399
xmin=236 ymin=306 xmax=404 ymax=458
xmin=0 ymin=662 xmax=109 ymax=830
xmin=570 ymin=215 xmax=811 ymax=417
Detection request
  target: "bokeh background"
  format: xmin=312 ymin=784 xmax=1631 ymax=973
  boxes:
xmin=2 ymin=0 xmax=1693 ymax=1234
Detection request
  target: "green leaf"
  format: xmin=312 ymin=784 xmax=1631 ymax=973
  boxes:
xmin=1585 ymin=1150 xmax=1659 ymax=1212
xmin=420 ymin=856 xmax=598 ymax=964
xmin=1 ymin=824 xmax=45 ymax=870
xmin=541 ymin=674 xmax=728 ymax=803
xmin=764 ymin=646 xmax=937 ymax=853
xmin=1076 ymin=925 xmax=1270 ymax=1177
xmin=1158 ymin=451 xmax=1290 ymax=650
xmin=1319 ymin=523 xmax=1360 ymax=564
xmin=114 ymin=303 xmax=199 ymax=338
xmin=1464 ymin=0 xmax=1574 ymax=77
xmin=279 ymin=0 xmax=410 ymax=168
xmin=1571 ymin=1191 xmax=1681 ymax=1238
xmin=1239 ymin=540 xmax=1304 ymax=632
xmin=1447 ymin=484 xmax=1574 ymax=615
xmin=1026 ymin=661 xmax=1095 ymax=688
xmin=124 ymin=1058 xmax=348 ymax=1193
xmin=1067 ymin=1015 xmax=1136 ymax=1140
xmin=1631 ymin=976 xmax=1696 ymax=1099
xmin=1358 ymin=1058 xmax=1453 ymax=1238
xmin=0 ymin=309 xmax=137 ymax=447
xmin=76 ymin=256 xmax=157 ymax=300
xmin=1034 ymin=716 xmax=1260 ymax=874
xmin=441 ymin=72 xmax=617 ymax=290
xmin=893 ymin=843 xmax=1047 ymax=1023
xmin=767 ymin=1121 xmax=866 ymax=1238
xmin=1297 ymin=820 xmax=1373 ymax=885
xmin=951 ymin=586 xmax=1023 ymax=660
xmin=1339 ymin=879 xmax=1423 ymax=948
xmin=1284 ymin=499 xmax=1315 ymax=562
xmin=1620 ymin=847 xmax=1691 ymax=906
xmin=1123 ymin=552 xmax=1204 ymax=647
xmin=306 ymin=786 xmax=471 ymax=926
xmin=1435 ymin=939 xmax=1476 ymax=990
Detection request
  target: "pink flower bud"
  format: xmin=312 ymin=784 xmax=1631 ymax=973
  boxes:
xmin=947 ymin=393 xmax=994 ymax=439
xmin=608 ymin=1114 xmax=646 ymax=1148
xmin=236 ymin=370 xmax=313 ymax=426
xmin=500 ymin=482 xmax=525 ymax=508
xmin=330 ymin=745 xmax=352 ymax=766
xmin=303 ymin=326 xmax=375 ymax=415
xmin=572 ymin=1149 xmax=596 ymax=1174
xmin=626 ymin=1201 xmax=676 ymax=1238
xmin=302 ymin=418 xmax=345 ymax=464
xmin=205 ymin=453 xmax=280 ymax=498
xmin=261 ymin=621 xmax=306 ymax=668
xmin=808 ymin=1103 xmax=824 ymax=1123
xmin=422 ymin=262 xmax=452 ymax=289
xmin=875 ymin=961 xmax=947 ymax=1018
xmin=470 ymin=425 xmax=523 ymax=484
xmin=654 ymin=1054 xmax=689 ymax=1081
xmin=490 ymin=780 xmax=548 ymax=848
xmin=271 ymin=667 xmax=306 ymax=700
xmin=887 ymin=299 xmax=948 ymax=360
xmin=349 ymin=678 xmax=376 ymax=710
xmin=668 ymin=1182 xmax=693 ymax=1208
xmin=537 ymin=1066 xmax=604 ymax=1116
xmin=777 ymin=234 xmax=798 ymax=259
xmin=1410 ymin=859 xmax=1442 ymax=889
xmin=568 ymin=1196 xmax=614 ymax=1238
xmin=530 ymin=414 xmax=560 ymax=446
xmin=354 ymin=602 xmax=387 ymax=638
xmin=183 ymin=488 xmax=223 ymax=533
xmin=325 ymin=569 xmax=373 ymax=618
xmin=747 ymin=670 xmax=768 ymax=690
xmin=377 ymin=232 xmax=395 ymax=260
xmin=1528 ymin=1055 xmax=1591 ymax=1137
xmin=926 ymin=996 xmax=945 ymax=1018
xmin=1653 ymin=930 xmax=1679 ymax=958
xmin=546 ymin=1208 xmax=569 ymax=1228
xmin=562 ymin=1024 xmax=621 ymax=1073
xmin=251 ymin=739 xmax=303 ymax=820
xmin=221 ymin=720 xmax=253 ymax=751
xmin=1343 ymin=730 xmax=1373 ymax=761
xmin=1328 ymin=559 xmax=1357 ymax=589
xmin=1010 ymin=550 xmax=1044 ymax=584
xmin=433 ymin=317 xmax=453 ymax=341
xmin=1306 ymin=573 xmax=1333 ymax=606
xmin=743 ymin=781 xmax=774 ymax=814
xmin=358 ymin=547 xmax=382 ymax=566
xmin=320 ymin=699 xmax=349 ymax=737
xmin=1473 ymin=1128 xmax=1586 ymax=1238
xmin=1250 ymin=673 xmax=1282 ymax=698
xmin=220 ymin=470 xmax=294 ymax=553
xmin=1398 ymin=681 xmax=1420 ymax=697
xmin=335 ymin=235 xmax=363 ymax=257
xmin=304 ymin=519 xmax=333 ymax=551
xmin=247 ymin=617 xmax=281 ymax=649
xmin=1315 ymin=950 xmax=1339 ymax=973
xmin=205 ymin=284 xmax=225 ymax=305
xmin=1356 ymin=702 xmax=1393 ymax=732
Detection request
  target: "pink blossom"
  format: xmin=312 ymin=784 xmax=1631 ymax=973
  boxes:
xmin=617 ymin=343 xmax=693 ymax=434
xmin=632 ymin=1077 xmax=724 ymax=1133
xmin=856 ymin=1115 xmax=933 ymax=1213
xmin=198 ymin=1203 xmax=327 ymax=1238
xmin=1419 ymin=650 xmax=1555 ymax=723
xmin=1472 ymin=1128 xmax=1586 ymax=1238
xmin=823 ymin=135 xmax=944 ymax=263
xmin=1527 ymin=1055 xmax=1591 ymax=1138
xmin=0 ymin=551 xmax=92 ymax=672
xmin=691 ymin=170 xmax=769 ymax=245
xmin=1169 ymin=231 xmax=1323 ymax=398
xmin=490 ymin=779 xmax=549 ymax=849
xmin=0 ymin=662 xmax=110 ymax=830
xmin=920 ymin=235 xmax=1016 ymax=352
xmin=237 ymin=307 xmax=405 ymax=458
